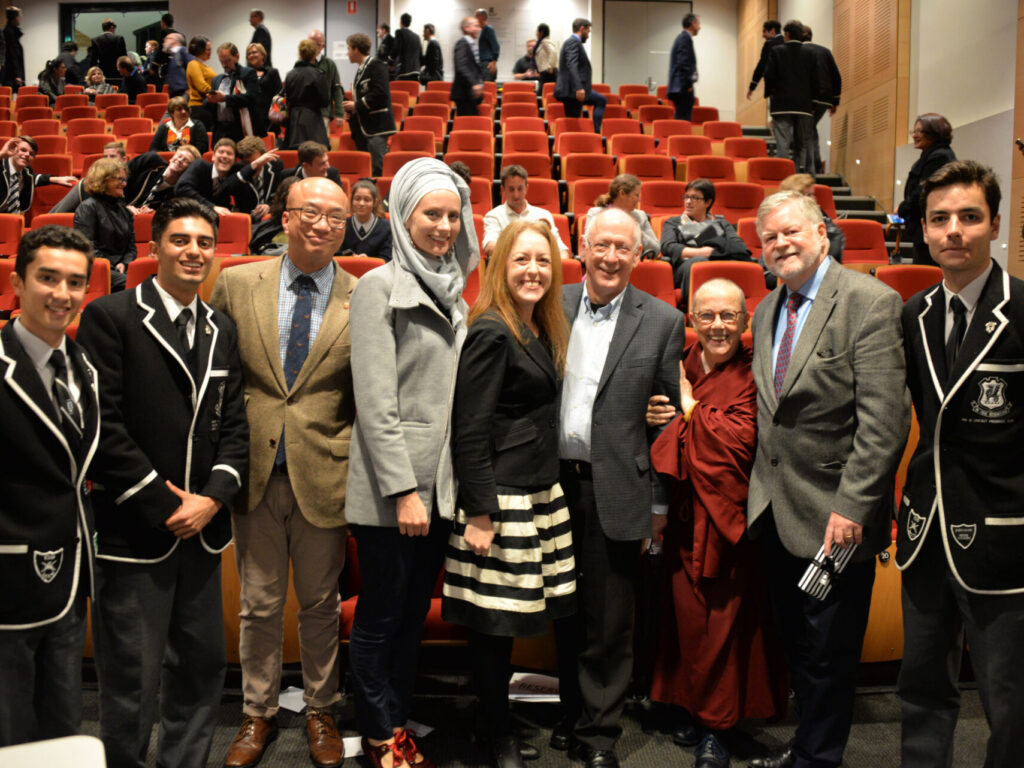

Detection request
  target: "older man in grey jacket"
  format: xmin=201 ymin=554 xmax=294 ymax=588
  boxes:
xmin=746 ymin=191 xmax=909 ymax=768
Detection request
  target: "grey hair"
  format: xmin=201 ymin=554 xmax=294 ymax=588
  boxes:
xmin=755 ymin=190 xmax=824 ymax=237
xmin=583 ymin=207 xmax=641 ymax=254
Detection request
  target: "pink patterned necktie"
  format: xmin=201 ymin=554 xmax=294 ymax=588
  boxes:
xmin=773 ymin=292 xmax=804 ymax=398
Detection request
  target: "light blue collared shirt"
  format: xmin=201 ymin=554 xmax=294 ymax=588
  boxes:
xmin=558 ymin=282 xmax=627 ymax=462
xmin=771 ymin=255 xmax=831 ymax=371
xmin=277 ymin=255 xmax=336 ymax=367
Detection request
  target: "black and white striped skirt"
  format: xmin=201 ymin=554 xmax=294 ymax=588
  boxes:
xmin=442 ymin=482 xmax=576 ymax=637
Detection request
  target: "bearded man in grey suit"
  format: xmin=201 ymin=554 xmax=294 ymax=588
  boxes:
xmin=746 ymin=190 xmax=910 ymax=768
xmin=553 ymin=207 xmax=686 ymax=768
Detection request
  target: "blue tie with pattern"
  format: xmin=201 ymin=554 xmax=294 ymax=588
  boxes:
xmin=276 ymin=274 xmax=316 ymax=466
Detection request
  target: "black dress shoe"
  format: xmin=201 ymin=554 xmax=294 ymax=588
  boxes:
xmin=549 ymin=721 xmax=573 ymax=751
xmin=694 ymin=733 xmax=730 ymax=768
xmin=517 ymin=740 xmax=539 ymax=760
xmin=748 ymin=744 xmax=794 ymax=768
xmin=672 ymin=722 xmax=700 ymax=747
xmin=570 ymin=744 xmax=620 ymax=768
xmin=490 ymin=735 xmax=525 ymax=768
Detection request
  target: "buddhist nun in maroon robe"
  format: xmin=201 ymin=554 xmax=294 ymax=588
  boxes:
xmin=646 ymin=278 xmax=788 ymax=735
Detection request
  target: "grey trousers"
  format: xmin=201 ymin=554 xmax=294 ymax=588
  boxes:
xmin=807 ymin=103 xmax=830 ymax=174
xmin=771 ymin=113 xmax=813 ymax=173
xmin=0 ymin=592 xmax=87 ymax=746
xmin=898 ymin=530 xmax=1024 ymax=768
xmin=93 ymin=537 xmax=225 ymax=768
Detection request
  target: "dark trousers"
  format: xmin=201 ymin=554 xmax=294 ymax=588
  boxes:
xmin=0 ymin=590 xmax=87 ymax=746
xmin=349 ymin=122 xmax=389 ymax=177
xmin=898 ymin=529 xmax=1024 ymax=768
xmin=470 ymin=631 xmax=515 ymax=739
xmin=670 ymin=89 xmax=695 ymax=121
xmin=762 ymin=518 xmax=875 ymax=768
xmin=554 ymin=463 xmax=639 ymax=751
xmin=560 ymin=91 xmax=608 ymax=134
xmin=92 ymin=537 xmax=225 ymax=768
xmin=348 ymin=516 xmax=451 ymax=740
xmin=454 ymin=97 xmax=482 ymax=117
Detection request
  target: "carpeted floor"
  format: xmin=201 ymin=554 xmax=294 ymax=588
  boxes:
xmin=78 ymin=667 xmax=990 ymax=767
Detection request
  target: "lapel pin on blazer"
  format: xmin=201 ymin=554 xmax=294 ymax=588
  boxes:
xmin=985 ymin=321 xmax=996 ymax=333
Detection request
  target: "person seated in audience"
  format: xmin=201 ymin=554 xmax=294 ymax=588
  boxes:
xmin=117 ymin=55 xmax=147 ymax=104
xmin=37 ymin=58 xmax=66 ymax=105
xmin=778 ymin=172 xmax=844 ymax=262
xmin=0 ymin=136 xmax=76 ymax=216
xmin=659 ymin=178 xmax=751 ymax=307
xmin=483 ymin=165 xmax=570 ymax=260
xmin=448 ymin=160 xmax=473 ymax=186
xmin=50 ymin=142 xmax=200 ymax=215
xmin=174 ymin=137 xmax=242 ymax=216
xmin=73 ymin=158 xmax=136 ymax=291
xmin=645 ymin=277 xmax=788 ymax=768
xmin=280 ymin=140 xmax=344 ymax=186
xmin=83 ymin=65 xmax=115 ymax=102
xmin=150 ymin=95 xmax=209 ymax=154
xmin=585 ymin=173 xmax=660 ymax=259
xmin=233 ymin=135 xmax=283 ymax=219
xmin=247 ymin=176 xmax=297 ymax=255
xmin=338 ymin=178 xmax=391 ymax=261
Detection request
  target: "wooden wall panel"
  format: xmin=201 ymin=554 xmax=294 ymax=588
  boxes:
xmin=1010 ymin=0 xmax=1024 ymax=277
xmin=735 ymin=0 xmax=776 ymax=127
xmin=831 ymin=0 xmax=910 ymax=210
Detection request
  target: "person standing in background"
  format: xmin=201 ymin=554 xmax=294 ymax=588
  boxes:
xmin=249 ymin=9 xmax=272 ymax=67
xmin=421 ymin=24 xmax=443 ymax=83
xmin=88 ymin=18 xmax=127 ymax=80
xmin=802 ymin=26 xmax=841 ymax=175
xmin=308 ymin=30 xmax=346 ymax=136
xmin=451 ymin=16 xmax=484 ymax=118
xmin=554 ymin=18 xmax=606 ymax=133
xmin=764 ymin=20 xmax=814 ymax=173
xmin=746 ymin=20 xmax=783 ymax=100
xmin=1 ymin=6 xmax=22 ymax=91
xmin=343 ymin=33 xmax=395 ymax=178
xmin=392 ymin=13 xmax=421 ymax=81
xmin=476 ymin=8 xmax=499 ymax=81
xmin=533 ymin=23 xmax=558 ymax=89
xmin=376 ymin=24 xmax=395 ymax=78
xmin=667 ymin=13 xmax=700 ymax=121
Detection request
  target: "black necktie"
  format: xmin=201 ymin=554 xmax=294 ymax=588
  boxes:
xmin=357 ymin=225 xmax=366 ymax=238
xmin=49 ymin=349 xmax=83 ymax=446
xmin=945 ymin=295 xmax=967 ymax=374
xmin=174 ymin=307 xmax=192 ymax=352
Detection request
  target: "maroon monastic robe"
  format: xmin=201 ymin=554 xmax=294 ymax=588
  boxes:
xmin=648 ymin=341 xmax=788 ymax=729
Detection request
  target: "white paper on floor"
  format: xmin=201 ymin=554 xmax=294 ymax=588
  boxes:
xmin=344 ymin=720 xmax=435 ymax=757
xmin=278 ymin=686 xmax=306 ymax=713
xmin=508 ymin=672 xmax=560 ymax=702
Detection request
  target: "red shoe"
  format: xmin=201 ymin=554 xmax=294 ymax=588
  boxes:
xmin=395 ymin=729 xmax=435 ymax=768
xmin=362 ymin=737 xmax=408 ymax=768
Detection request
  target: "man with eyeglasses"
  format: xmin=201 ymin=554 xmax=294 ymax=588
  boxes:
xmin=77 ymin=197 xmax=248 ymax=768
xmin=645 ymin=278 xmax=787 ymax=768
xmin=745 ymin=190 xmax=909 ymax=768
xmin=554 ymin=207 xmax=685 ymax=768
xmin=210 ymin=177 xmax=354 ymax=768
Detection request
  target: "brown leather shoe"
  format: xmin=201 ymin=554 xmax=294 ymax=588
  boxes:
xmin=306 ymin=708 xmax=345 ymax=768
xmin=224 ymin=715 xmax=278 ymax=768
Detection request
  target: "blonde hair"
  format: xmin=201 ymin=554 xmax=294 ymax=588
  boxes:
xmin=83 ymin=158 xmax=126 ymax=195
xmin=470 ymin=219 xmax=569 ymax=375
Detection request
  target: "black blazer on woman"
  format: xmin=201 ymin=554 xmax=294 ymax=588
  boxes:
xmin=453 ymin=311 xmax=560 ymax=519
xmin=897 ymin=140 xmax=956 ymax=248
xmin=73 ymin=194 xmax=136 ymax=270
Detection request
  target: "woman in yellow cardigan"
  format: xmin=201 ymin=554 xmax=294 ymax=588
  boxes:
xmin=187 ymin=35 xmax=216 ymax=132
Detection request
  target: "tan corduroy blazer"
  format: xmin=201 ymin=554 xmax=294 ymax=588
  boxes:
xmin=209 ymin=256 xmax=357 ymax=527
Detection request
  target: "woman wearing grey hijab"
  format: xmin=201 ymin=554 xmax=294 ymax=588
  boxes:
xmin=346 ymin=157 xmax=479 ymax=768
